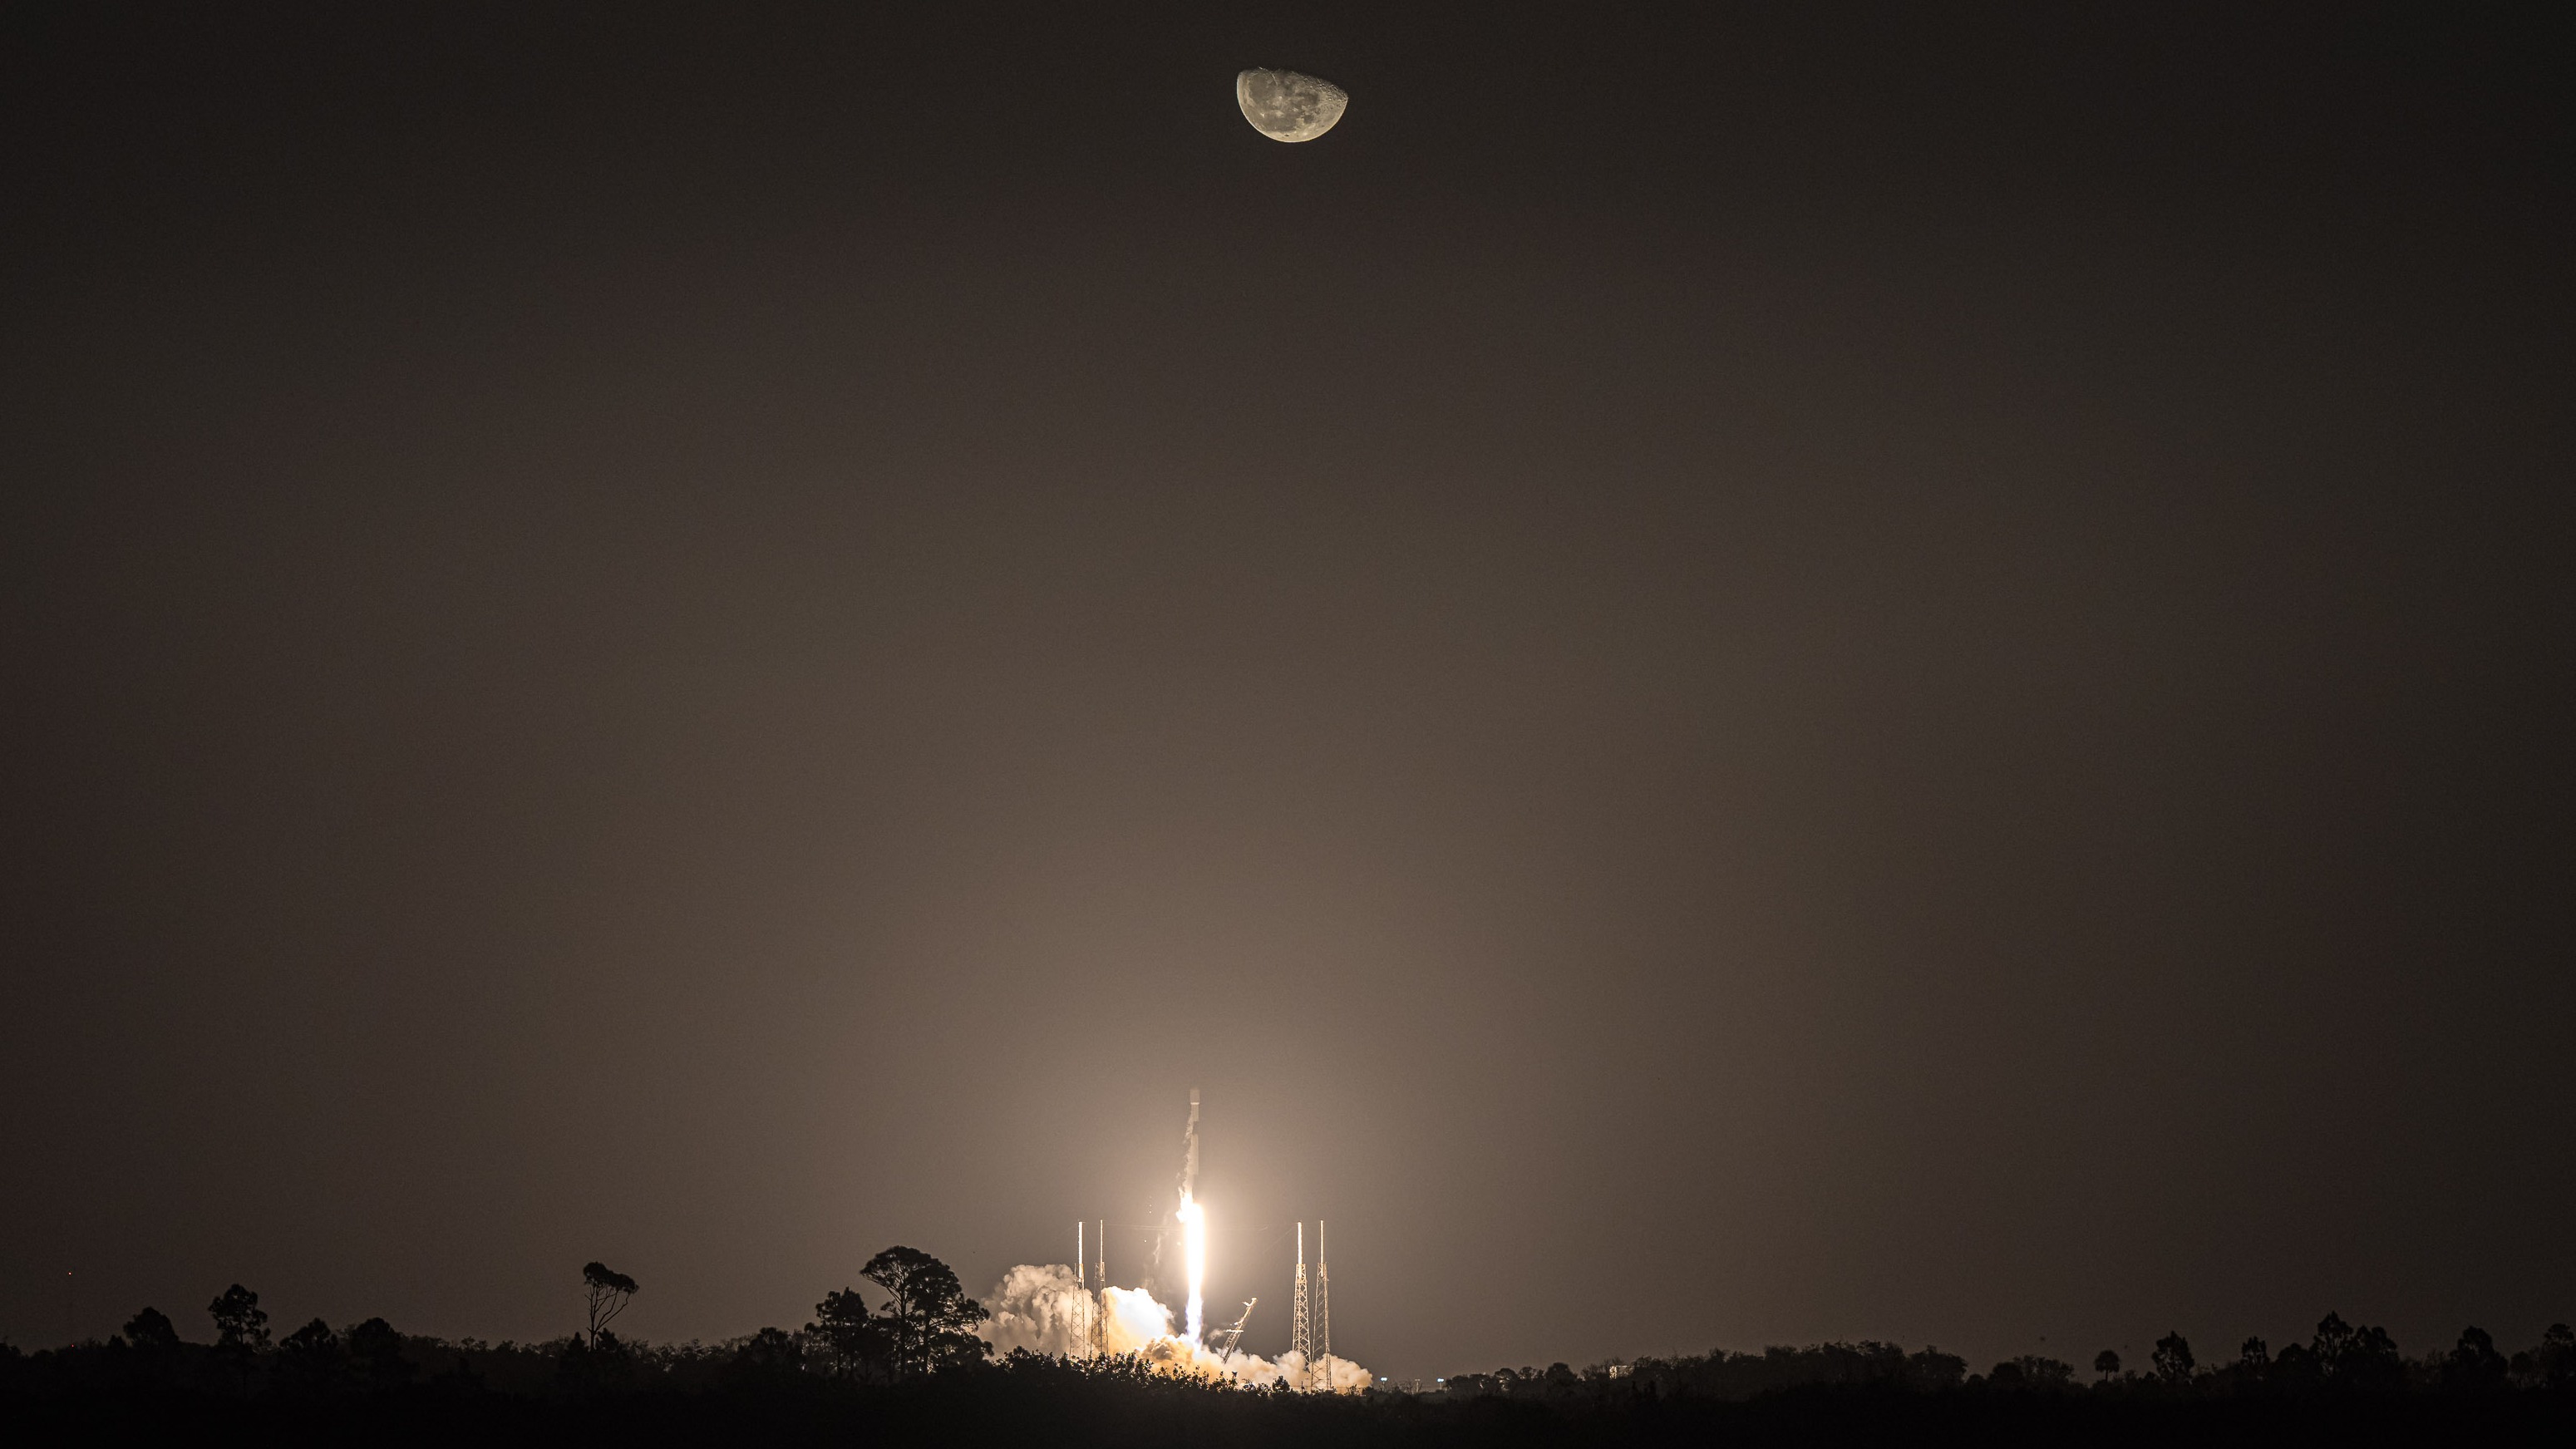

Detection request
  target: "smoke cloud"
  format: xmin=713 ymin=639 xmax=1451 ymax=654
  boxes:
xmin=980 ymin=1263 xmax=1095 ymax=1358
xmin=980 ymin=1264 xmax=1370 ymax=1391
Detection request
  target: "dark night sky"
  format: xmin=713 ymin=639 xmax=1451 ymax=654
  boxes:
xmin=2 ymin=2 xmax=2570 ymax=1380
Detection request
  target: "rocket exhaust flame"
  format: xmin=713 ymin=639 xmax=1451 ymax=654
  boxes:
xmin=1177 ymin=1087 xmax=1204 ymax=1344
xmin=982 ymin=1269 xmax=1365 ymax=1391
xmin=976 ymin=1089 xmax=1367 ymax=1389
xmin=1178 ymin=1190 xmax=1205 ymax=1343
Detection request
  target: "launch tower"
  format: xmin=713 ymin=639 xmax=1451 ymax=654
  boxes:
xmin=1086 ymin=1217 xmax=1106 ymax=1358
xmin=1289 ymin=1219 xmax=1332 ymax=1389
xmin=1317 ymin=1219 xmax=1330 ymax=1387
xmin=1291 ymin=1222 xmax=1312 ymax=1380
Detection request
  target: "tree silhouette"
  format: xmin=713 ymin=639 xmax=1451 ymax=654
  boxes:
xmin=2445 ymin=1326 xmax=2507 ymax=1392
xmin=209 ymin=1284 xmax=270 ymax=1351
xmin=1906 ymin=1348 xmax=1968 ymax=1388
xmin=2238 ymin=1337 xmax=2269 ymax=1373
xmin=809 ymin=1288 xmax=889 ymax=1382
xmin=116 ymin=1304 xmax=185 ymax=1388
xmin=2537 ymin=1323 xmax=2576 ymax=1389
xmin=207 ymin=1284 xmax=269 ymax=1392
xmin=346 ymin=1317 xmax=415 ymax=1389
xmin=724 ymin=1326 xmax=810 ymax=1388
xmin=582 ymin=1262 xmax=639 ymax=1346
xmin=555 ymin=1319 xmax=637 ymax=1395
xmin=1988 ymin=1356 xmax=2073 ymax=1388
xmin=2298 ymin=1313 xmax=2404 ymax=1389
xmin=121 ymin=1307 xmax=180 ymax=1355
xmin=859 ymin=1246 xmax=991 ymax=1378
xmin=2093 ymin=1349 xmax=2120 ymax=1382
xmin=2311 ymin=1312 xmax=2355 ymax=1371
xmin=2151 ymin=1331 xmax=2194 ymax=1384
xmin=278 ymin=1318 xmax=344 ymax=1392
xmin=2343 ymin=1323 xmax=2404 ymax=1390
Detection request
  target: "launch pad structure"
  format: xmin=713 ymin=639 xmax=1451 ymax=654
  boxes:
xmin=1290 ymin=1218 xmax=1332 ymax=1390
xmin=1215 ymin=1298 xmax=1257 ymax=1358
xmin=1077 ymin=1088 xmax=1335 ymax=1390
xmin=1291 ymin=1225 xmax=1307 ymax=1372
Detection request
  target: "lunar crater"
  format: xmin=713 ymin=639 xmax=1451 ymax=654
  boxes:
xmin=1237 ymin=68 xmax=1347 ymax=143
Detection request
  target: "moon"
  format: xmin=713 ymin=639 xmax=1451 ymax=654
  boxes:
xmin=1236 ymin=68 xmax=1347 ymax=143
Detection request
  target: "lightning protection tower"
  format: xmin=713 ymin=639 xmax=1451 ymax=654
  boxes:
xmin=1077 ymin=1220 xmax=1097 ymax=1360
xmin=1290 ymin=1222 xmax=1313 ymax=1385
xmin=1316 ymin=1219 xmax=1330 ymax=1387
xmin=1090 ymin=1217 xmax=1107 ymax=1358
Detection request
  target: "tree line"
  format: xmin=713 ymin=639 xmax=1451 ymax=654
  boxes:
xmin=7 ymin=1249 xmax=2574 ymax=1449
xmin=0 ymin=1244 xmax=994 ymax=1400
xmin=1446 ymin=1313 xmax=2576 ymax=1401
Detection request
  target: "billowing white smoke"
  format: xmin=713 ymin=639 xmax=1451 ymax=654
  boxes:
xmin=980 ymin=1264 xmax=1093 ymax=1358
xmin=982 ymin=1265 xmax=1171 ymax=1357
xmin=980 ymin=1264 xmax=1370 ymax=1391
xmin=1101 ymin=1286 xmax=1176 ymax=1353
xmin=1309 ymin=1352 xmax=1374 ymax=1392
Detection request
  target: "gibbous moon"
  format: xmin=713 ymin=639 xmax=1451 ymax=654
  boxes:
xmin=1237 ymin=68 xmax=1347 ymax=143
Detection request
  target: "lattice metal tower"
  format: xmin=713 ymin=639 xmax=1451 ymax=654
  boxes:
xmin=1087 ymin=1217 xmax=1108 ymax=1358
xmin=1315 ymin=1219 xmax=1330 ymax=1387
xmin=1290 ymin=1222 xmax=1313 ymax=1384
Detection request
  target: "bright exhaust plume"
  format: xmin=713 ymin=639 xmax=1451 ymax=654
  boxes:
xmin=980 ymin=1264 xmax=1369 ymax=1391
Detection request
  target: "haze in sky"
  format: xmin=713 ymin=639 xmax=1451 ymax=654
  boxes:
xmin=1 ymin=3 xmax=2569 ymax=1381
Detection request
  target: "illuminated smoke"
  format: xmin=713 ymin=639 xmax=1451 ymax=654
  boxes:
xmin=980 ymin=1264 xmax=1368 ymax=1391
xmin=978 ymin=1264 xmax=1090 ymax=1357
xmin=1101 ymin=1285 xmax=1175 ymax=1353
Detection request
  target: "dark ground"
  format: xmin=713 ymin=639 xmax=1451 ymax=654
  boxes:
xmin=9 ymin=1348 xmax=2576 ymax=1448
